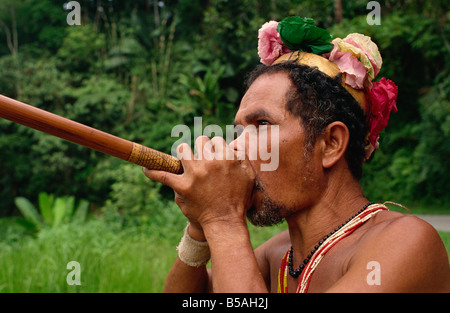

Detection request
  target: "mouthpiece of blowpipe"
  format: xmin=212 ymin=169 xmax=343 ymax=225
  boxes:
xmin=0 ymin=94 xmax=183 ymax=174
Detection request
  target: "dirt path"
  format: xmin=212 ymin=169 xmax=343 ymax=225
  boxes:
xmin=415 ymin=215 xmax=450 ymax=232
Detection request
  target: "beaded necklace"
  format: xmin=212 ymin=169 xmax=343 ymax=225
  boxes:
xmin=277 ymin=203 xmax=389 ymax=293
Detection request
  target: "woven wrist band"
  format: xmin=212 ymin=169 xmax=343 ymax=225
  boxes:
xmin=176 ymin=224 xmax=210 ymax=267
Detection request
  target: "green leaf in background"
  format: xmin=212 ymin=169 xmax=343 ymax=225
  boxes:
xmin=38 ymin=192 xmax=54 ymax=226
xmin=277 ymin=16 xmax=334 ymax=54
xmin=52 ymin=198 xmax=66 ymax=227
xmin=64 ymin=196 xmax=75 ymax=220
xmin=14 ymin=194 xmax=90 ymax=232
xmin=73 ymin=200 xmax=89 ymax=223
xmin=14 ymin=217 xmax=38 ymax=232
xmin=14 ymin=197 xmax=44 ymax=230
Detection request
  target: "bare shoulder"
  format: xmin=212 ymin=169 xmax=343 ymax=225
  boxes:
xmin=361 ymin=210 xmax=448 ymax=257
xmin=362 ymin=210 xmax=444 ymax=241
xmin=336 ymin=210 xmax=450 ymax=292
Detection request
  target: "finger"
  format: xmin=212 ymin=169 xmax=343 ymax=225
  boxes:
xmin=175 ymin=142 xmax=199 ymax=175
xmin=213 ymin=136 xmax=237 ymax=161
xmin=203 ymin=136 xmax=226 ymax=160
xmin=210 ymin=136 xmax=225 ymax=153
xmin=229 ymin=136 xmax=246 ymax=161
xmin=194 ymin=135 xmax=211 ymax=160
xmin=203 ymin=140 xmax=215 ymax=160
xmin=176 ymin=143 xmax=194 ymax=161
xmin=142 ymin=167 xmax=180 ymax=189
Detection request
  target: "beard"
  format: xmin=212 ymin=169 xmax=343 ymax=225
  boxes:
xmin=246 ymin=198 xmax=285 ymax=227
xmin=246 ymin=179 xmax=290 ymax=227
xmin=246 ymin=148 xmax=316 ymax=227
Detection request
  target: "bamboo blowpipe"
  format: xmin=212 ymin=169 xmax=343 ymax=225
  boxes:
xmin=0 ymin=94 xmax=183 ymax=174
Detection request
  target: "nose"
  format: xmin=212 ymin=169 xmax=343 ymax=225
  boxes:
xmin=229 ymin=125 xmax=261 ymax=162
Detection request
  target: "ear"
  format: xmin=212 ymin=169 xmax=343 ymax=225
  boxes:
xmin=319 ymin=121 xmax=350 ymax=169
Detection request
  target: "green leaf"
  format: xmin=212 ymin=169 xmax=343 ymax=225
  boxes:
xmin=73 ymin=200 xmax=89 ymax=223
xmin=14 ymin=197 xmax=43 ymax=229
xmin=64 ymin=196 xmax=76 ymax=219
xmin=15 ymin=217 xmax=38 ymax=232
xmin=38 ymin=192 xmax=54 ymax=226
xmin=52 ymin=198 xmax=66 ymax=227
xmin=277 ymin=17 xmax=333 ymax=54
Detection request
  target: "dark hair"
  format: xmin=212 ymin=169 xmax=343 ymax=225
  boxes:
xmin=245 ymin=62 xmax=367 ymax=180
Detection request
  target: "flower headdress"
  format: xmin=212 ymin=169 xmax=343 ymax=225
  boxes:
xmin=257 ymin=17 xmax=398 ymax=161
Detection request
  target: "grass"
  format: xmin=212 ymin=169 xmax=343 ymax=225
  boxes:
xmin=0 ymin=217 xmax=288 ymax=293
xmin=0 ymin=204 xmax=448 ymax=293
xmin=0 ymin=201 xmax=187 ymax=293
xmin=438 ymin=232 xmax=450 ymax=255
xmin=0 ymin=219 xmax=173 ymax=292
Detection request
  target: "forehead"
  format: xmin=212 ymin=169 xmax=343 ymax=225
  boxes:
xmin=235 ymin=72 xmax=293 ymax=123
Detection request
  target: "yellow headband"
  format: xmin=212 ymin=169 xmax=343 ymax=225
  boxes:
xmin=273 ymin=51 xmax=367 ymax=112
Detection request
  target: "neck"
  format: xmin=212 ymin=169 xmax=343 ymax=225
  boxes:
xmin=286 ymin=170 xmax=368 ymax=260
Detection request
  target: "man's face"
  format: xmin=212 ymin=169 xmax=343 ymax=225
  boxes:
xmin=232 ymin=72 xmax=325 ymax=226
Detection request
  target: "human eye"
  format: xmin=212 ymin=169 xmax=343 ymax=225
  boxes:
xmin=257 ymin=119 xmax=270 ymax=126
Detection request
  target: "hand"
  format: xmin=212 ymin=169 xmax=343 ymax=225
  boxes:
xmin=143 ymin=136 xmax=256 ymax=230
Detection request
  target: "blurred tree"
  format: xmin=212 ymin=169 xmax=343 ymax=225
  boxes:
xmin=0 ymin=1 xmax=18 ymax=56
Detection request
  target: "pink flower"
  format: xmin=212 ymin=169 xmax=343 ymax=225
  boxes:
xmin=325 ymin=34 xmax=383 ymax=89
xmin=258 ymin=21 xmax=291 ymax=65
xmin=366 ymin=78 xmax=399 ymax=148
xmin=326 ymin=43 xmax=368 ymax=89
xmin=343 ymin=37 xmax=381 ymax=78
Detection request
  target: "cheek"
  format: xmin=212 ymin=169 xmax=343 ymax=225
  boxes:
xmin=254 ymin=136 xmax=309 ymax=198
xmin=257 ymin=130 xmax=327 ymax=207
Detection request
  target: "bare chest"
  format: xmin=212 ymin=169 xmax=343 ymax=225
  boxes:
xmin=268 ymin=235 xmax=357 ymax=293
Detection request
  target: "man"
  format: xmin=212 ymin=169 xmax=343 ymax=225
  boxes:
xmin=143 ymin=18 xmax=450 ymax=292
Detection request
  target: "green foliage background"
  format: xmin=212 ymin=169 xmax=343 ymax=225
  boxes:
xmin=0 ymin=0 xmax=448 ymax=212
xmin=1 ymin=0 xmax=448 ymax=215
xmin=0 ymin=0 xmax=448 ymax=293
